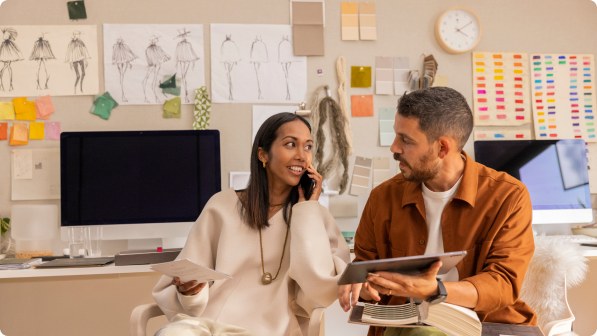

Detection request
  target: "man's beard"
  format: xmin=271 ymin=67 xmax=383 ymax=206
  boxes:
xmin=393 ymin=150 xmax=439 ymax=183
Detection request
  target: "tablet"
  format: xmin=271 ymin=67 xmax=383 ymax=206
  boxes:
xmin=337 ymin=250 xmax=467 ymax=285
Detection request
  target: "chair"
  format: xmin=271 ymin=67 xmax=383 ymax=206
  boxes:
xmin=129 ymin=303 xmax=325 ymax=336
xmin=519 ymin=236 xmax=588 ymax=336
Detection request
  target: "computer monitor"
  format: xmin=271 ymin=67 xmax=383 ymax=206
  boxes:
xmin=60 ymin=130 xmax=221 ymax=244
xmin=473 ymin=139 xmax=593 ymax=225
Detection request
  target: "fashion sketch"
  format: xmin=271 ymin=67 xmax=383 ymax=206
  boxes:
xmin=143 ymin=35 xmax=170 ymax=103
xmin=175 ymin=28 xmax=199 ymax=103
xmin=112 ymin=38 xmax=137 ymax=102
xmin=29 ymin=34 xmax=56 ymax=90
xmin=220 ymin=34 xmax=240 ymax=101
xmin=0 ymin=27 xmax=23 ymax=91
xmin=250 ymin=36 xmax=268 ymax=100
xmin=278 ymin=35 xmax=293 ymax=100
xmin=65 ymin=31 xmax=90 ymax=94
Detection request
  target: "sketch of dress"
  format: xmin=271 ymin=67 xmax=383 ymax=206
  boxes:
xmin=65 ymin=31 xmax=90 ymax=94
xmin=143 ymin=35 xmax=170 ymax=103
xmin=250 ymin=36 xmax=268 ymax=100
xmin=112 ymin=38 xmax=137 ymax=102
xmin=0 ymin=27 xmax=23 ymax=91
xmin=30 ymin=34 xmax=56 ymax=90
xmin=175 ymin=28 xmax=199 ymax=103
xmin=278 ymin=35 xmax=293 ymax=101
xmin=220 ymin=35 xmax=240 ymax=101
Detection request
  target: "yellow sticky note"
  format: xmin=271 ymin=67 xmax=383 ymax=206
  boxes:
xmin=351 ymin=66 xmax=372 ymax=88
xmin=0 ymin=101 xmax=15 ymax=120
xmin=163 ymin=97 xmax=181 ymax=118
xmin=35 ymin=95 xmax=56 ymax=120
xmin=29 ymin=121 xmax=45 ymax=140
xmin=12 ymin=97 xmax=36 ymax=121
xmin=9 ymin=123 xmax=29 ymax=146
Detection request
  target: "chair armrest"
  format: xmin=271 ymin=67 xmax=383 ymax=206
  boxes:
xmin=130 ymin=303 xmax=164 ymax=336
xmin=308 ymin=307 xmax=325 ymax=336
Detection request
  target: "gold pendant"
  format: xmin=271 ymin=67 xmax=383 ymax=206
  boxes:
xmin=261 ymin=272 xmax=273 ymax=285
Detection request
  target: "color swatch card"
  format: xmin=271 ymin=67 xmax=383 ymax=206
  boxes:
xmin=351 ymin=66 xmax=372 ymax=88
xmin=291 ymin=0 xmax=325 ymax=56
xmin=393 ymin=57 xmax=410 ymax=95
xmin=530 ymin=54 xmax=597 ymax=141
xmin=358 ymin=2 xmax=377 ymax=40
xmin=473 ymin=129 xmax=531 ymax=140
xmin=341 ymin=2 xmax=359 ymax=40
xmin=378 ymin=106 xmax=395 ymax=146
xmin=375 ymin=56 xmax=393 ymax=95
xmin=351 ymin=94 xmax=373 ymax=117
xmin=372 ymin=156 xmax=393 ymax=187
xmin=350 ymin=156 xmax=372 ymax=196
xmin=472 ymin=52 xmax=531 ymax=126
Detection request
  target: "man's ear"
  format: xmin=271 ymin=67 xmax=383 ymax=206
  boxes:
xmin=437 ymin=137 xmax=451 ymax=158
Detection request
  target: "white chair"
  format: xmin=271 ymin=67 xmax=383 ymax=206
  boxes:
xmin=129 ymin=303 xmax=325 ymax=336
xmin=520 ymin=236 xmax=588 ymax=336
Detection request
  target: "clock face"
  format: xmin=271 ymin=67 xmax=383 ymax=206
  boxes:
xmin=435 ymin=9 xmax=481 ymax=54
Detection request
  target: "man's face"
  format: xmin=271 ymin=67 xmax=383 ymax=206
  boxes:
xmin=390 ymin=114 xmax=440 ymax=183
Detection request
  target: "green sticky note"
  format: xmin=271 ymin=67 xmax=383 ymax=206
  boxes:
xmin=67 ymin=1 xmax=87 ymax=20
xmin=350 ymin=66 xmax=372 ymax=88
xmin=163 ymin=97 xmax=181 ymax=118
xmin=159 ymin=74 xmax=177 ymax=89
xmin=162 ymin=86 xmax=181 ymax=96
xmin=91 ymin=92 xmax=118 ymax=120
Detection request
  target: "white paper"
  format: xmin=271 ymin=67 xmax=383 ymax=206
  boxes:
xmin=252 ymin=105 xmax=297 ymax=143
xmin=11 ymin=148 xmax=60 ymax=200
xmin=150 ymin=258 xmax=231 ymax=283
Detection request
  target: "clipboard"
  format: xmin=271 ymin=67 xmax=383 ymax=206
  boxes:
xmin=338 ymin=251 xmax=467 ymax=285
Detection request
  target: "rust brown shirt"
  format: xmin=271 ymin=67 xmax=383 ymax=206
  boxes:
xmin=354 ymin=152 xmax=537 ymax=336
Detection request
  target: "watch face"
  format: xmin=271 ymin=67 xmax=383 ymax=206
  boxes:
xmin=436 ymin=9 xmax=480 ymax=53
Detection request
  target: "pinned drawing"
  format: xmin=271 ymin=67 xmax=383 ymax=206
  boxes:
xmin=112 ymin=38 xmax=137 ymax=102
xmin=30 ymin=34 xmax=56 ymax=90
xmin=103 ymin=24 xmax=204 ymax=105
xmin=220 ymin=35 xmax=240 ymax=101
xmin=143 ymin=35 xmax=170 ymax=103
xmin=0 ymin=27 xmax=23 ymax=91
xmin=210 ymin=24 xmax=306 ymax=103
xmin=175 ymin=28 xmax=199 ymax=103
xmin=65 ymin=30 xmax=91 ymax=94
xmin=250 ymin=36 xmax=268 ymax=100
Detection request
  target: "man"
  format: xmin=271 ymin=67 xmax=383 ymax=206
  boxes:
xmin=338 ymin=87 xmax=537 ymax=336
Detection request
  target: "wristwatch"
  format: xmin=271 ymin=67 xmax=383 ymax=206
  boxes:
xmin=426 ymin=278 xmax=447 ymax=304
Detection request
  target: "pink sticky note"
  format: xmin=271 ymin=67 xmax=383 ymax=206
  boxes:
xmin=35 ymin=95 xmax=56 ymax=120
xmin=45 ymin=121 xmax=61 ymax=140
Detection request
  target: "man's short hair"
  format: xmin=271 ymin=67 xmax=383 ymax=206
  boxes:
xmin=397 ymin=87 xmax=473 ymax=149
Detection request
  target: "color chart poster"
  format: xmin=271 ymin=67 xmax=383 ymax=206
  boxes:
xmin=530 ymin=54 xmax=597 ymax=142
xmin=472 ymin=52 xmax=531 ymax=126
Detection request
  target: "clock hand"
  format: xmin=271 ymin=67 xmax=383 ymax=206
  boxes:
xmin=457 ymin=30 xmax=469 ymax=38
xmin=457 ymin=21 xmax=473 ymax=31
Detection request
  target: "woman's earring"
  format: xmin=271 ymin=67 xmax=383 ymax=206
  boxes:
xmin=262 ymin=161 xmax=266 ymax=168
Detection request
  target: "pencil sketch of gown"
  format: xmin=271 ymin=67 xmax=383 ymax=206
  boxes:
xmin=250 ymin=36 xmax=268 ymax=100
xmin=112 ymin=38 xmax=137 ymax=102
xmin=30 ymin=34 xmax=56 ymax=90
xmin=143 ymin=35 xmax=170 ymax=103
xmin=0 ymin=27 xmax=23 ymax=91
xmin=175 ymin=28 xmax=199 ymax=103
xmin=220 ymin=35 xmax=240 ymax=101
xmin=65 ymin=31 xmax=90 ymax=94
xmin=278 ymin=35 xmax=293 ymax=101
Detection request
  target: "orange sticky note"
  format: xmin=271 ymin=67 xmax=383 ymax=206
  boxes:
xmin=0 ymin=101 xmax=15 ymax=120
xmin=0 ymin=122 xmax=7 ymax=140
xmin=29 ymin=121 xmax=45 ymax=140
xmin=351 ymin=95 xmax=374 ymax=117
xmin=12 ymin=97 xmax=36 ymax=121
xmin=9 ymin=123 xmax=29 ymax=146
xmin=35 ymin=95 xmax=56 ymax=120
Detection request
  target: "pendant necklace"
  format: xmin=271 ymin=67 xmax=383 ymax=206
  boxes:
xmin=258 ymin=222 xmax=289 ymax=285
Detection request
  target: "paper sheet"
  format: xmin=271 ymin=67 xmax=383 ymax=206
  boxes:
xmin=291 ymin=0 xmax=325 ymax=56
xmin=350 ymin=156 xmax=372 ymax=196
xmin=150 ymin=258 xmax=231 ymax=283
xmin=378 ymin=106 xmax=395 ymax=146
xmin=252 ymin=105 xmax=297 ymax=143
xmin=375 ymin=56 xmax=393 ymax=95
xmin=341 ymin=2 xmax=359 ymax=40
xmin=351 ymin=95 xmax=373 ymax=117
xmin=11 ymin=147 xmax=60 ymax=200
xmin=359 ymin=2 xmax=377 ymax=40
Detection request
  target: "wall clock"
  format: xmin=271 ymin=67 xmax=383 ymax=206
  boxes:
xmin=435 ymin=9 xmax=481 ymax=54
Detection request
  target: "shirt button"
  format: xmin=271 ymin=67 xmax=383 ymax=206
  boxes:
xmin=419 ymin=239 xmax=425 ymax=245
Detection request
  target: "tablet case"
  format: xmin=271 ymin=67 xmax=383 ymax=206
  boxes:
xmin=337 ymin=250 xmax=467 ymax=285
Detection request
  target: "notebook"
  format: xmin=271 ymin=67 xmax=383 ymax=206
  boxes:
xmin=35 ymin=256 xmax=115 ymax=268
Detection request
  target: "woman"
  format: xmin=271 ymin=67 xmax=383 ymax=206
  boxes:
xmin=153 ymin=112 xmax=350 ymax=335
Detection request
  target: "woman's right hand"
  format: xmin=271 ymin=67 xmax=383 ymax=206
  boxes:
xmin=171 ymin=276 xmax=206 ymax=296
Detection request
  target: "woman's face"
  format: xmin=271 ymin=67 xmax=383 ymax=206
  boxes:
xmin=259 ymin=119 xmax=313 ymax=191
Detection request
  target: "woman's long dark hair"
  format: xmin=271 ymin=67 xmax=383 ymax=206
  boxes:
xmin=238 ymin=112 xmax=311 ymax=230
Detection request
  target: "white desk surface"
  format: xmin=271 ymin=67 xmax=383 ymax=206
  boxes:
xmin=0 ymin=263 xmax=154 ymax=279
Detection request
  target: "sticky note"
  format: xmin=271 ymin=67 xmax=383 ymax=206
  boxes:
xmin=67 ymin=1 xmax=87 ymax=20
xmin=0 ymin=102 xmax=15 ymax=120
xmin=29 ymin=122 xmax=45 ymax=140
xmin=12 ymin=97 xmax=36 ymax=121
xmin=351 ymin=66 xmax=372 ymax=88
xmin=91 ymin=92 xmax=118 ymax=120
xmin=159 ymin=74 xmax=177 ymax=88
xmin=9 ymin=123 xmax=29 ymax=146
xmin=351 ymin=95 xmax=374 ymax=117
xmin=0 ymin=122 xmax=7 ymax=140
xmin=163 ymin=96 xmax=181 ymax=118
xmin=45 ymin=122 xmax=61 ymax=140
xmin=35 ymin=95 xmax=56 ymax=120
xmin=162 ymin=86 xmax=181 ymax=96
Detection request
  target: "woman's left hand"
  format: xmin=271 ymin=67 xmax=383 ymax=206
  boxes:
xmin=298 ymin=164 xmax=323 ymax=202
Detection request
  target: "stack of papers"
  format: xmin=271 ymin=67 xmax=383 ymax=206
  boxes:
xmin=150 ymin=258 xmax=231 ymax=283
xmin=0 ymin=258 xmax=43 ymax=270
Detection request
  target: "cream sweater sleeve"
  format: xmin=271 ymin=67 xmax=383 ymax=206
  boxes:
xmin=288 ymin=201 xmax=351 ymax=314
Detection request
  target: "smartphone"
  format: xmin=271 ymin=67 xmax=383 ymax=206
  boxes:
xmin=299 ymin=173 xmax=315 ymax=199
